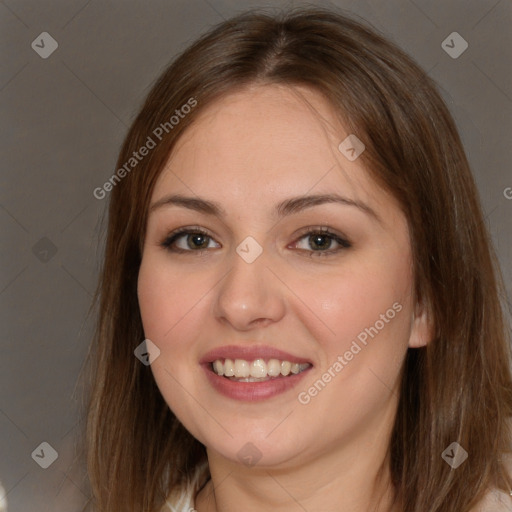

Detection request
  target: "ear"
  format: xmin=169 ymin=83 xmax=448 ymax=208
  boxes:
xmin=408 ymin=300 xmax=434 ymax=348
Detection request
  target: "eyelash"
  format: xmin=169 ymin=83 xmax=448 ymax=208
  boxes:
xmin=160 ymin=226 xmax=351 ymax=258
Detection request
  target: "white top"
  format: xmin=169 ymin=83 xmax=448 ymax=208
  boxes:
xmin=0 ymin=459 xmax=509 ymax=511
xmin=160 ymin=461 xmax=209 ymax=512
xmin=0 ymin=462 xmax=509 ymax=512
xmin=160 ymin=460 xmax=512 ymax=512
xmin=0 ymin=482 xmax=6 ymax=512
xmin=162 ymin=485 xmax=511 ymax=512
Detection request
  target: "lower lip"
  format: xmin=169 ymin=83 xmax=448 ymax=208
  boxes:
xmin=202 ymin=364 xmax=312 ymax=401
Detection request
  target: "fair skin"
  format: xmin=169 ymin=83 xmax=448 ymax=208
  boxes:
xmin=137 ymin=84 xmax=432 ymax=512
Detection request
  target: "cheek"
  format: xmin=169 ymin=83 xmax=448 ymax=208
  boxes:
xmin=310 ymin=257 xmax=411 ymax=347
xmin=303 ymin=255 xmax=413 ymax=410
xmin=137 ymin=255 xmax=215 ymax=381
xmin=293 ymin=271 xmax=411 ymax=439
xmin=137 ymin=256 xmax=199 ymax=341
xmin=137 ymin=267 xmax=169 ymax=340
xmin=137 ymin=258 xmax=205 ymax=424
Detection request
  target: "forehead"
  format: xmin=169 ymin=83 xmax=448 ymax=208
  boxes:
xmin=152 ymin=84 xmax=391 ymax=214
xmin=167 ymin=84 xmax=344 ymax=171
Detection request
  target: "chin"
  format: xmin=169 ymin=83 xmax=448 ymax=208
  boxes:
xmin=205 ymin=429 xmax=312 ymax=469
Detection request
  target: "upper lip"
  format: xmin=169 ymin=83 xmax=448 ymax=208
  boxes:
xmin=200 ymin=345 xmax=312 ymax=365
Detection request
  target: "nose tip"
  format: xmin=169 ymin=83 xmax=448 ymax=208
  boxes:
xmin=212 ymin=249 xmax=286 ymax=331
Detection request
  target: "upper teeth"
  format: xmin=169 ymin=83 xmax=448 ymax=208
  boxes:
xmin=212 ymin=358 xmax=310 ymax=379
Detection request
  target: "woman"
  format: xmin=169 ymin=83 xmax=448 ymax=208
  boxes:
xmin=85 ymin=7 xmax=512 ymax=512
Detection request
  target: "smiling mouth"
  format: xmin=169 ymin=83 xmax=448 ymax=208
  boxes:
xmin=210 ymin=358 xmax=312 ymax=382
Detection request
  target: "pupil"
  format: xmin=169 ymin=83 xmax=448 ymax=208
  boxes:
xmin=190 ymin=234 xmax=208 ymax=249
xmin=311 ymin=234 xmax=330 ymax=250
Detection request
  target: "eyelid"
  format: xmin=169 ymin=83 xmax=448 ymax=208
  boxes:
xmin=160 ymin=225 xmax=352 ymax=256
xmin=293 ymin=225 xmax=350 ymax=243
xmin=290 ymin=226 xmax=352 ymax=256
xmin=161 ymin=225 xmax=217 ymax=250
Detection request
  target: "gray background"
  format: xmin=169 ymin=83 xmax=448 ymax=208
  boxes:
xmin=0 ymin=0 xmax=510 ymax=510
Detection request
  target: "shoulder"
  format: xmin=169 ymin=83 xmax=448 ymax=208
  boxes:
xmin=0 ymin=481 xmax=6 ymax=512
xmin=159 ymin=486 xmax=194 ymax=512
xmin=471 ymin=453 xmax=512 ymax=512
xmin=471 ymin=488 xmax=511 ymax=512
xmin=160 ymin=461 xmax=210 ymax=512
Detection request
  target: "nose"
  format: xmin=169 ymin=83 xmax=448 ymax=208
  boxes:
xmin=212 ymin=243 xmax=286 ymax=331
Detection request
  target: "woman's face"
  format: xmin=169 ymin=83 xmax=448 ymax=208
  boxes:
xmin=137 ymin=84 xmax=430 ymax=468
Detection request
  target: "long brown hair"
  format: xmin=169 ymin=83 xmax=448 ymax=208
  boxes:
xmin=83 ymin=7 xmax=512 ymax=511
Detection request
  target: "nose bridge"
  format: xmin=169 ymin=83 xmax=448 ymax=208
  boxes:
xmin=212 ymin=237 xmax=285 ymax=329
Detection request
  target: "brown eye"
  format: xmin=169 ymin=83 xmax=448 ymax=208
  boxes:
xmin=292 ymin=228 xmax=351 ymax=258
xmin=161 ymin=228 xmax=219 ymax=253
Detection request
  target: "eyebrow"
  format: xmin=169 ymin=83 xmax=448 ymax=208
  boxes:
xmin=149 ymin=193 xmax=380 ymax=221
